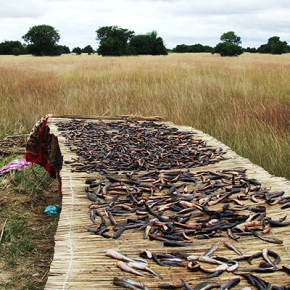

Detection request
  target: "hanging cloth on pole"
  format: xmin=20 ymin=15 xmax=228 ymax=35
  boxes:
xmin=25 ymin=114 xmax=63 ymax=194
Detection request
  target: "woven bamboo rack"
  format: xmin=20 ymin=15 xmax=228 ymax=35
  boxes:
xmin=45 ymin=116 xmax=290 ymax=289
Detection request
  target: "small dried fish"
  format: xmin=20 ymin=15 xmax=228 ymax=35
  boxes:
xmin=223 ymin=241 xmax=243 ymax=256
xmin=113 ymin=276 xmax=151 ymax=290
xmin=117 ymin=261 xmax=152 ymax=277
xmin=194 ymin=281 xmax=222 ymax=290
xmin=128 ymin=261 xmax=163 ymax=280
xmin=159 ymin=279 xmax=185 ymax=289
xmin=106 ymin=250 xmax=147 ymax=264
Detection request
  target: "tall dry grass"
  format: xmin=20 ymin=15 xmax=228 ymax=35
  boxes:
xmin=1 ymin=53 xmax=290 ymax=179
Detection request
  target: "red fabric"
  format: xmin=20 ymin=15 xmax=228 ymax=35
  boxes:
xmin=25 ymin=151 xmax=56 ymax=178
xmin=25 ymin=114 xmax=56 ymax=178
xmin=58 ymin=184 xmax=62 ymax=195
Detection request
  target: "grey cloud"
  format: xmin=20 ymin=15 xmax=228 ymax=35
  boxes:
xmin=158 ymin=0 xmax=290 ymax=17
xmin=1 ymin=0 xmax=289 ymax=50
xmin=0 ymin=0 xmax=50 ymax=18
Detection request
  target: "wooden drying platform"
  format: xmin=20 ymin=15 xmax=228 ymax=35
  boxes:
xmin=0 ymin=134 xmax=28 ymax=155
xmin=45 ymin=116 xmax=290 ymax=289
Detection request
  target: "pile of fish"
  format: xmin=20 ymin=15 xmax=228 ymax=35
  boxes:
xmin=56 ymin=118 xmax=290 ymax=289
xmin=86 ymin=168 xmax=289 ymax=244
xmin=106 ymin=245 xmax=290 ymax=289
xmin=57 ymin=119 xmax=226 ymax=172
xmin=57 ymin=119 xmax=290 ymax=243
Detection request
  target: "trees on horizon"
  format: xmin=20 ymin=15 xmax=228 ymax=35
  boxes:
xmin=129 ymin=31 xmax=168 ymax=55
xmin=0 ymin=40 xmax=26 ymax=55
xmin=95 ymin=26 xmax=167 ymax=56
xmin=212 ymin=31 xmax=244 ymax=56
xmin=257 ymin=36 xmax=290 ymax=54
xmin=172 ymin=43 xmax=213 ymax=53
xmin=172 ymin=33 xmax=290 ymax=56
xmin=0 ymin=24 xmax=289 ymax=56
xmin=96 ymin=25 xmax=135 ymax=56
xmin=22 ymin=25 xmax=61 ymax=56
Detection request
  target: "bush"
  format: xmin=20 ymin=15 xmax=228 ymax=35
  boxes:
xmin=12 ymin=47 xmax=20 ymax=56
xmin=0 ymin=41 xmax=26 ymax=55
xmin=22 ymin=25 xmax=61 ymax=56
xmin=72 ymin=47 xmax=82 ymax=55
xmin=257 ymin=36 xmax=290 ymax=55
xmin=82 ymin=45 xmax=94 ymax=54
xmin=213 ymin=42 xmax=244 ymax=56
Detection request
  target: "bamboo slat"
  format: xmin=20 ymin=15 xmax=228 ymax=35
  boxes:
xmin=45 ymin=116 xmax=290 ymax=289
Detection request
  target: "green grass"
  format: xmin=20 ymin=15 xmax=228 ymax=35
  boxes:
xmin=0 ymin=158 xmax=56 ymax=270
xmin=0 ymin=166 xmax=61 ymax=290
xmin=1 ymin=219 xmax=33 ymax=266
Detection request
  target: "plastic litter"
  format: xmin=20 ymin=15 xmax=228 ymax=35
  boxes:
xmin=0 ymin=159 xmax=32 ymax=176
xmin=44 ymin=205 xmax=61 ymax=214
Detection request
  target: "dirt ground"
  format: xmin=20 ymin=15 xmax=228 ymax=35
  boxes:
xmin=0 ymin=173 xmax=61 ymax=289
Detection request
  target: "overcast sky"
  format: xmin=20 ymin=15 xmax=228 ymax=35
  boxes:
xmin=1 ymin=0 xmax=290 ymax=50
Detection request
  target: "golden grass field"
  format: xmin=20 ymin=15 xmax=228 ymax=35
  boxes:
xmin=0 ymin=52 xmax=290 ymax=179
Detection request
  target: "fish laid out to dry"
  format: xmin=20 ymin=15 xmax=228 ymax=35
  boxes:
xmin=107 ymin=250 xmax=163 ymax=285
xmin=107 ymin=246 xmax=289 ymax=290
xmin=128 ymin=261 xmax=163 ymax=280
xmin=57 ymin=119 xmax=290 ymax=245
xmin=117 ymin=261 xmax=153 ymax=278
xmin=139 ymin=243 xmax=288 ymax=279
xmin=85 ymin=167 xmax=288 ymax=246
xmin=106 ymin=249 xmax=148 ymax=264
xmin=57 ymin=119 xmax=290 ymax=289
xmin=57 ymin=119 xmax=226 ymax=172
xmin=113 ymin=276 xmax=151 ymax=290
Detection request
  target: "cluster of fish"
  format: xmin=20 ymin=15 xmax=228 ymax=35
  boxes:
xmin=107 ymin=249 xmax=194 ymax=289
xmin=159 ymin=278 xmax=240 ymax=290
xmin=56 ymin=119 xmax=290 ymax=289
xmin=107 ymin=249 xmax=163 ymax=280
xmin=139 ymin=242 xmax=290 ymax=285
xmin=86 ymin=168 xmax=289 ymax=245
xmin=156 ymin=277 xmax=286 ymax=290
xmin=57 ymin=119 xmax=227 ymax=172
xmin=107 ymin=245 xmax=290 ymax=290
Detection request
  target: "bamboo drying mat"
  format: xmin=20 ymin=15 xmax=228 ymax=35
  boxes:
xmin=45 ymin=116 xmax=290 ymax=289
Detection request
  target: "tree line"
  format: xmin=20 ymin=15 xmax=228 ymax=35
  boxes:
xmin=172 ymin=31 xmax=290 ymax=56
xmin=0 ymin=24 xmax=289 ymax=57
xmin=0 ymin=24 xmax=167 ymax=57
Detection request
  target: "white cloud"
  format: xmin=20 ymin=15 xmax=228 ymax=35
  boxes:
xmin=0 ymin=0 xmax=289 ymax=49
xmin=0 ymin=0 xmax=49 ymax=18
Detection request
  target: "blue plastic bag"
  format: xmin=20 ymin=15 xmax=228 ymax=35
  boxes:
xmin=44 ymin=205 xmax=60 ymax=214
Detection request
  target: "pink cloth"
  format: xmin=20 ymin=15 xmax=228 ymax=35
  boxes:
xmin=0 ymin=159 xmax=32 ymax=176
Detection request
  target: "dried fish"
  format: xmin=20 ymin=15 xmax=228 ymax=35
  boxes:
xmin=219 ymin=278 xmax=240 ymax=290
xmin=194 ymin=281 xmax=222 ymax=290
xmin=128 ymin=261 xmax=163 ymax=280
xmin=113 ymin=220 xmax=128 ymax=239
xmin=113 ymin=276 xmax=151 ymax=290
xmin=117 ymin=261 xmax=152 ymax=277
xmin=223 ymin=241 xmax=243 ymax=256
xmin=106 ymin=250 xmax=147 ymax=264
xmin=158 ymin=280 xmax=185 ymax=289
